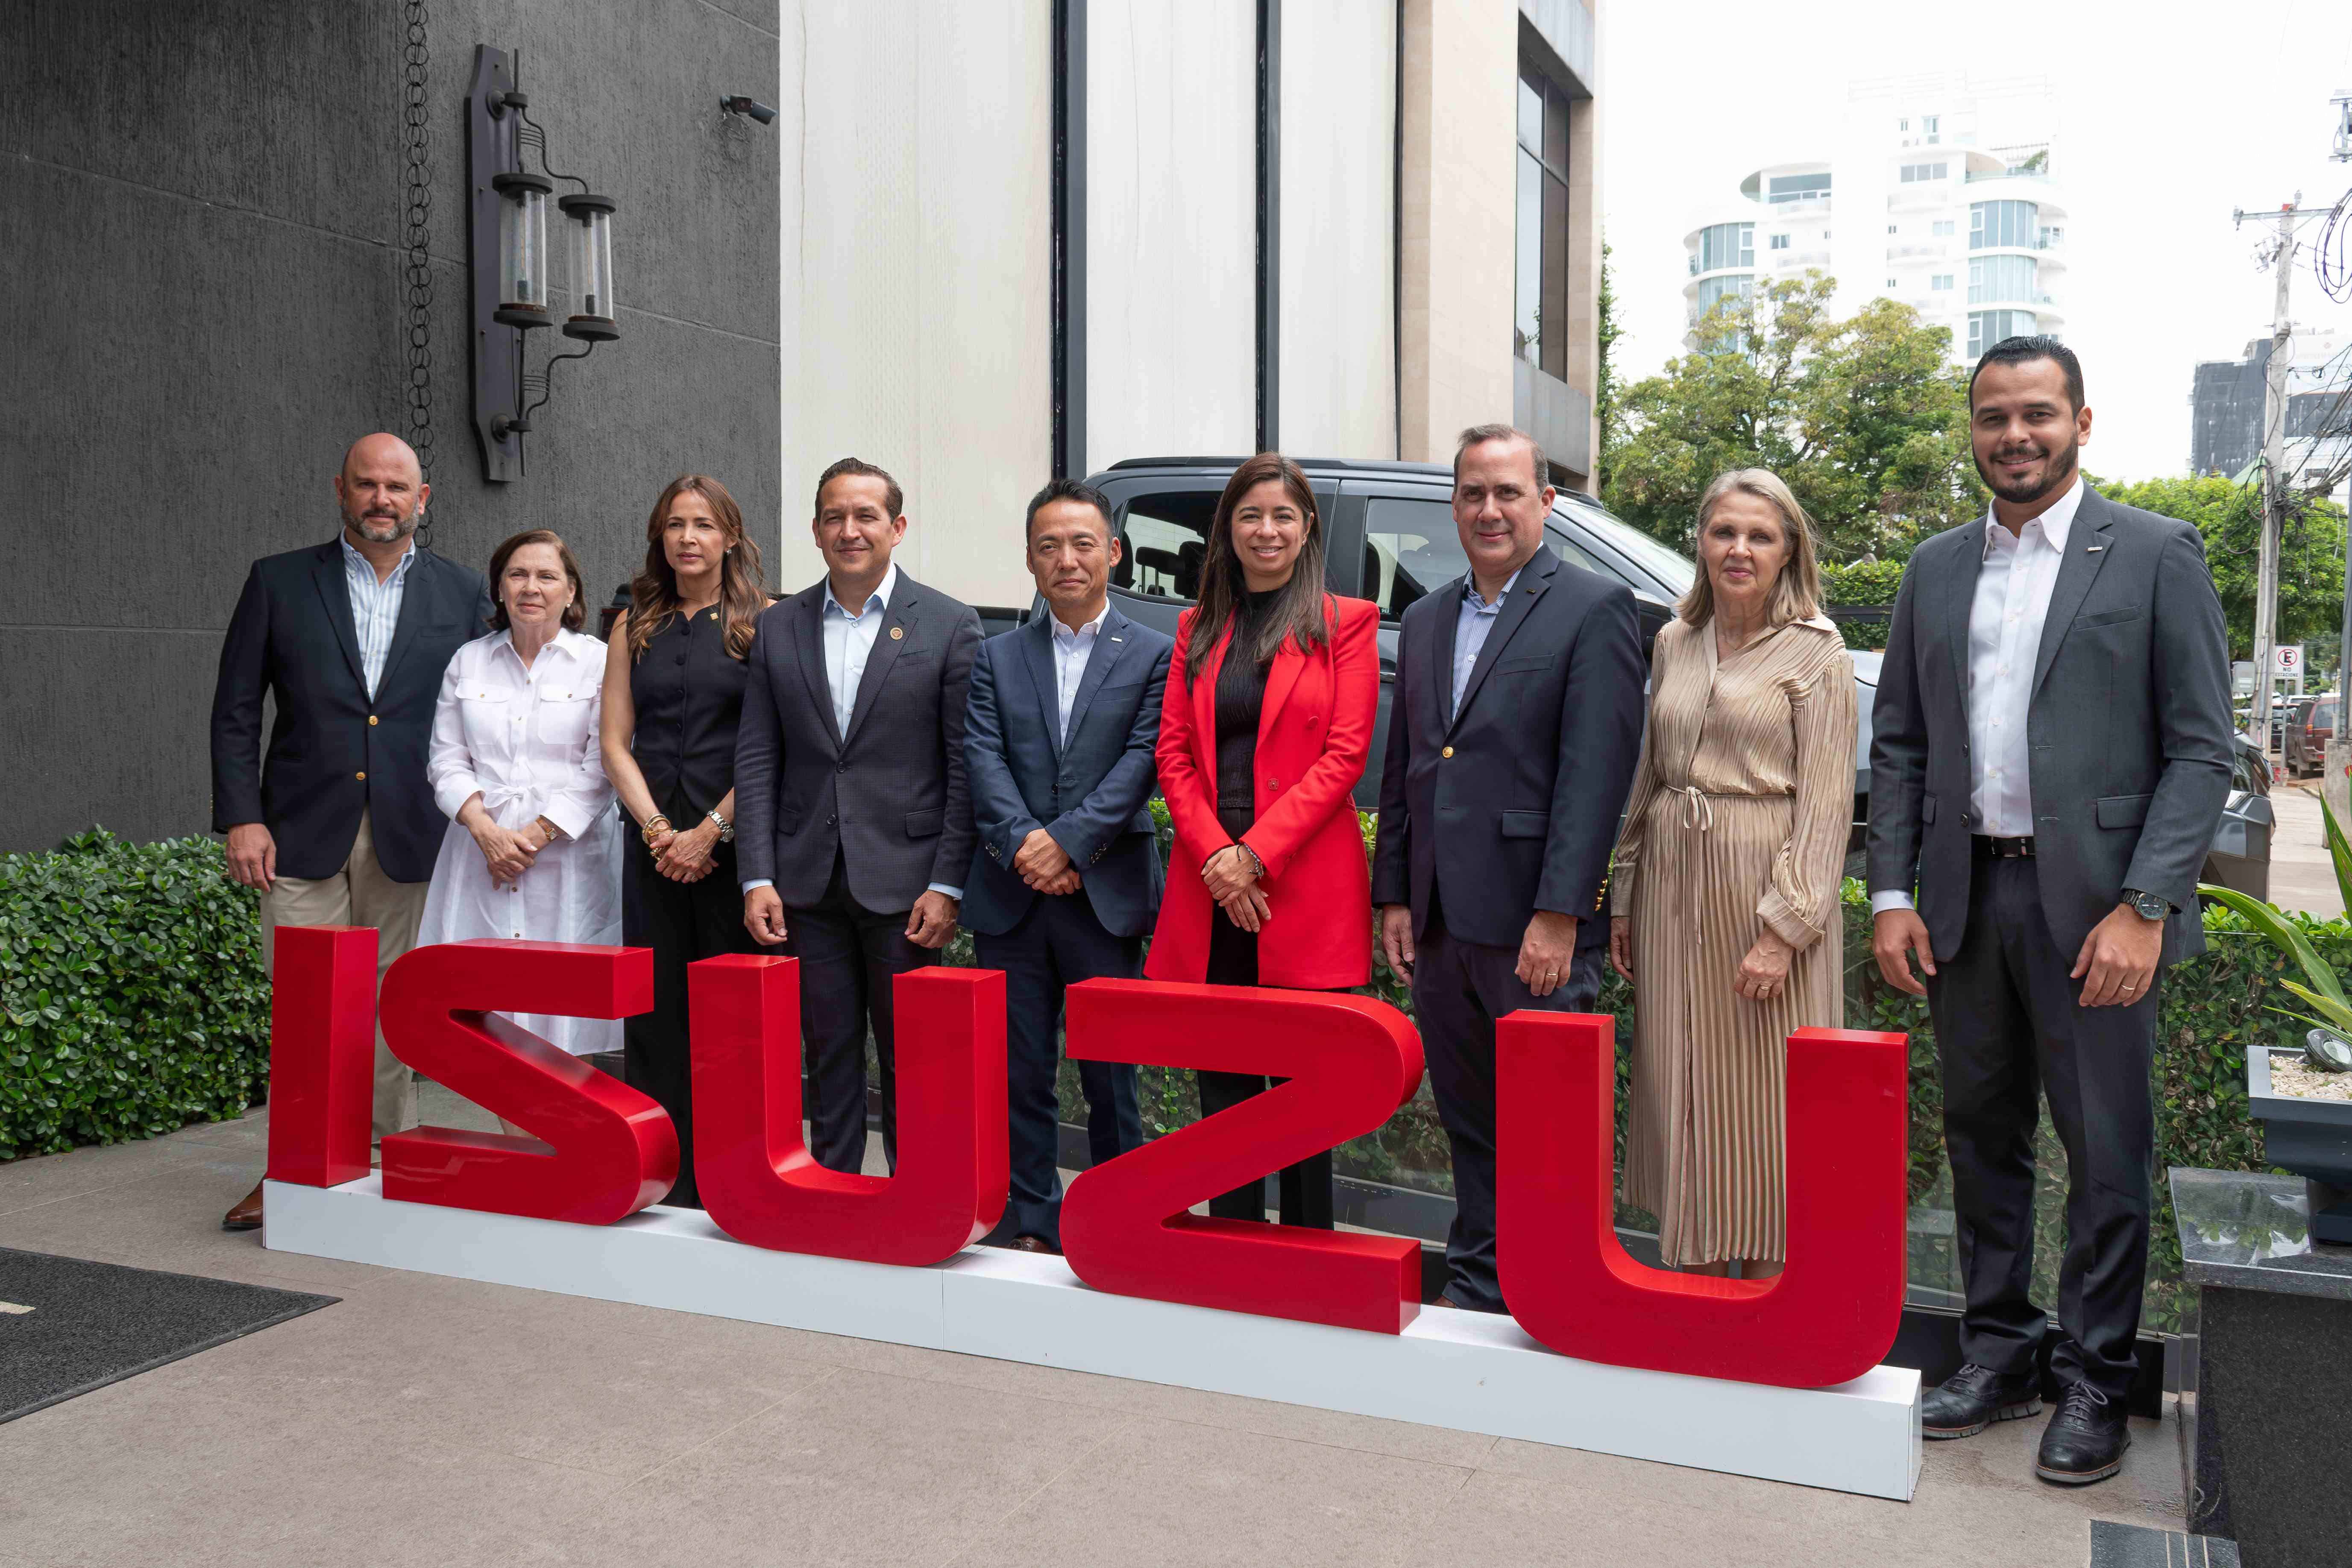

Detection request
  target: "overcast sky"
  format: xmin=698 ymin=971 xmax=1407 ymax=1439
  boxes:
xmin=1601 ymin=0 xmax=2352 ymax=481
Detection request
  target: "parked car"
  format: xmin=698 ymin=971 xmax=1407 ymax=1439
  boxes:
xmin=2285 ymin=695 xmax=2337 ymax=778
xmin=1082 ymin=457 xmax=1867 ymax=815
xmin=2202 ymin=732 xmax=2276 ymax=902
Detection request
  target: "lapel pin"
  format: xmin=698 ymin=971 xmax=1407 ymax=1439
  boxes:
xmin=2085 ymin=545 xmax=2105 ymax=554
xmin=890 ymin=625 xmax=904 ymax=640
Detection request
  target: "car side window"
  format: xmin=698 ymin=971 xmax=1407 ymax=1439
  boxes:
xmin=1362 ymin=497 xmax=1618 ymax=621
xmin=1114 ymin=492 xmax=1220 ymax=603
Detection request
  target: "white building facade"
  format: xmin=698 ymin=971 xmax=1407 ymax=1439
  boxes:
xmin=774 ymin=0 xmax=1604 ymax=607
xmin=1677 ymin=73 xmax=2066 ymax=365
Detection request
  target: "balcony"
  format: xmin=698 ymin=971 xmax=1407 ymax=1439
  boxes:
xmin=1966 ymin=168 xmax=2049 ymax=185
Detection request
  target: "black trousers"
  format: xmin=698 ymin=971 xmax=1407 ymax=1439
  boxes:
xmin=1924 ymin=854 xmax=2157 ymax=1400
xmin=1411 ymin=895 xmax=1606 ymax=1313
xmin=622 ymin=834 xmax=755 ymax=1208
xmin=1199 ymin=883 xmax=1334 ymax=1229
xmin=974 ymin=891 xmax=1145 ymax=1251
xmin=786 ymin=851 xmax=938 ymax=1175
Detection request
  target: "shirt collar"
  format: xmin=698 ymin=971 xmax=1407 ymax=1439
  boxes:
xmin=500 ymin=626 xmax=586 ymax=667
xmin=824 ymin=561 xmax=898 ymax=620
xmin=1050 ymin=603 xmax=1110 ymax=641
xmin=1463 ymin=566 xmax=1524 ymax=610
xmin=340 ymin=531 xmax=416 ymax=582
xmin=1983 ymin=475 xmax=2083 ymax=558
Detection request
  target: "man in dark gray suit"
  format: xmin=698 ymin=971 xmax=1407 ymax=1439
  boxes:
xmin=1372 ymin=425 xmax=1646 ymax=1315
xmin=1869 ymin=338 xmax=2231 ymax=1485
xmin=961 ymin=478 xmax=1174 ymax=1253
xmin=736 ymin=457 xmax=983 ymax=1175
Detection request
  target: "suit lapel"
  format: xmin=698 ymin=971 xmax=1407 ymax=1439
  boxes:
xmin=1191 ymin=620 xmax=1228 ymax=808
xmin=2030 ymin=489 xmax=2114 ymax=699
xmin=1449 ymin=549 xmax=1556 ymax=734
xmin=1428 ymin=580 xmax=1460 ymax=731
xmin=311 ymin=543 xmax=367 ymax=693
xmin=1018 ymin=614 xmax=1062 ymax=761
xmin=1065 ymin=605 xmax=1132 ymax=745
xmin=373 ymin=550 xmax=433 ymax=695
xmin=842 ymin=576 xmax=915 ymax=748
xmin=1258 ymin=602 xmax=1312 ymax=735
xmin=795 ymin=589 xmax=843 ymax=752
xmin=1943 ymin=521 xmax=1985 ymax=726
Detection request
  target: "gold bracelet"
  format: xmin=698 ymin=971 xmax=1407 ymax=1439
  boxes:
xmin=639 ymin=814 xmax=672 ymax=846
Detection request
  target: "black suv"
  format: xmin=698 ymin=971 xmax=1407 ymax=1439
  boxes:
xmin=1082 ymin=457 xmax=1879 ymax=814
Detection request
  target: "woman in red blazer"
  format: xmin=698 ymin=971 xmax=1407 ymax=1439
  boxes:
xmin=1147 ymin=451 xmax=1380 ymax=1229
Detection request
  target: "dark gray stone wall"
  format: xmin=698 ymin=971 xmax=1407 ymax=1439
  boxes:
xmin=0 ymin=0 xmax=781 ymax=855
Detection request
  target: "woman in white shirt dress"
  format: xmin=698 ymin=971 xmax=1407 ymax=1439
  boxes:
xmin=418 ymin=528 xmax=624 ymax=1058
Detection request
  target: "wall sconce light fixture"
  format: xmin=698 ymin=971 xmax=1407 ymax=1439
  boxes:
xmin=467 ymin=45 xmax=622 ymax=481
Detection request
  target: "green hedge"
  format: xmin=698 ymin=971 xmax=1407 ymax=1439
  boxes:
xmin=1822 ymin=558 xmax=1906 ymax=606
xmin=0 ymin=830 xmax=270 ymax=1161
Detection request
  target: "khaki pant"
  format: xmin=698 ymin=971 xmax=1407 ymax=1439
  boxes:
xmin=260 ymin=809 xmax=428 ymax=1138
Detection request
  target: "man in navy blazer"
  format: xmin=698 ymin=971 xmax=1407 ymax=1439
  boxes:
xmin=209 ymin=433 xmax=491 ymax=1230
xmin=1372 ymin=425 xmax=1646 ymax=1315
xmin=961 ymin=478 xmax=1174 ymax=1252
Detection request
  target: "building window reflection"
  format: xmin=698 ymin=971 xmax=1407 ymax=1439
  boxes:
xmin=1515 ymin=65 xmax=1574 ymax=376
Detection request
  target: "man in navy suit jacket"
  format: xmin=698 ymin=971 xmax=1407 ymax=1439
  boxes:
xmin=209 ymin=433 xmax=492 ymax=1230
xmin=961 ymin=479 xmax=1174 ymax=1252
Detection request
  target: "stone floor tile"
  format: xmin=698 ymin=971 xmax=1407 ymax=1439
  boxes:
xmin=945 ymin=1413 xmax=1472 ymax=1568
xmin=0 ymin=1134 xmax=223 ymax=1218
xmin=541 ymin=1367 xmax=1133 ymax=1568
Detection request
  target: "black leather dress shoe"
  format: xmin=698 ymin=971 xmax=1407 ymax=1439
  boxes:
xmin=2035 ymin=1380 xmax=2131 ymax=1484
xmin=1921 ymin=1362 xmax=2041 ymax=1439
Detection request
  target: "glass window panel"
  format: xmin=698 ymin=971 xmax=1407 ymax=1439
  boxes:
xmin=1114 ymin=492 xmax=1220 ymax=601
xmin=1970 ymin=199 xmax=2038 ymax=250
xmin=1968 ymin=254 xmax=2036 ymax=304
xmin=1541 ymin=171 xmax=1570 ymax=378
xmin=1516 ymin=150 xmax=1543 ymax=364
xmin=1544 ymin=81 xmax=1570 ymax=176
xmin=1518 ymin=76 xmax=1543 ymax=155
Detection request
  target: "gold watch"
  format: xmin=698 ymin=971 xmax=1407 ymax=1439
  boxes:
xmin=535 ymin=815 xmax=569 ymax=843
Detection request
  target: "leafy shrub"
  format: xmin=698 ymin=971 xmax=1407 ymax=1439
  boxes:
xmin=1821 ymin=559 xmax=1906 ymax=606
xmin=0 ymin=829 xmax=270 ymax=1161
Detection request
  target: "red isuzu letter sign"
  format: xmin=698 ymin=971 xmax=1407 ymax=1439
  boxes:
xmin=264 ymin=935 xmax=1908 ymax=1387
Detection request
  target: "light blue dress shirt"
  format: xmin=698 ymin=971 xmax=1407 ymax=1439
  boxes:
xmin=340 ymin=533 xmax=416 ymax=700
xmin=1050 ymin=604 xmax=1110 ymax=744
xmin=1450 ymin=565 xmax=1523 ymax=718
xmin=743 ymin=562 xmax=960 ymax=901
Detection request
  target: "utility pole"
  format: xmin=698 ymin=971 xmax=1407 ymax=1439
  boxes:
xmin=2231 ymin=194 xmax=2332 ymax=747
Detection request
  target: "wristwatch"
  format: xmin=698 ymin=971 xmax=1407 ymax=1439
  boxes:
xmin=706 ymin=807 xmax=734 ymax=844
xmin=534 ymin=815 xmax=569 ymax=844
xmin=2120 ymin=888 xmax=2170 ymax=922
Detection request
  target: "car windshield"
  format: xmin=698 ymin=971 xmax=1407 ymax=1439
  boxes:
xmin=1561 ymin=502 xmax=1698 ymax=596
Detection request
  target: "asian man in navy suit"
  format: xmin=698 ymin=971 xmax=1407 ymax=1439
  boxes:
xmin=961 ymin=478 xmax=1174 ymax=1252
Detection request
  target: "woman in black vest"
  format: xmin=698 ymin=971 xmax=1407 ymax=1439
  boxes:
xmin=599 ymin=474 xmax=770 ymax=1207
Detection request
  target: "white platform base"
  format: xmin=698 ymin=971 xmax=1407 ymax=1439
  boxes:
xmin=265 ymin=1178 xmax=1921 ymax=1500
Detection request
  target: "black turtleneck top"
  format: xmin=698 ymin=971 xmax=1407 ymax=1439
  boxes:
xmin=1212 ymin=588 xmax=1283 ymax=832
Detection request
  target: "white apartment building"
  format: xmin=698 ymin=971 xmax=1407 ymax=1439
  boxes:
xmin=1678 ymin=73 xmax=2066 ymax=365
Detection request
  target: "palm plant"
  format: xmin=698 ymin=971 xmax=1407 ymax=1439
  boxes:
xmin=2197 ymin=790 xmax=2352 ymax=1040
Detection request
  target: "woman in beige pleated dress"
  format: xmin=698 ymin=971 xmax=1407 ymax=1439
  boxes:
xmin=1607 ymin=469 xmax=1855 ymax=1278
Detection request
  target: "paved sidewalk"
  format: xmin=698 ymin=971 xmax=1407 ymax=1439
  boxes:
xmin=0 ymin=1092 xmax=2186 ymax=1568
xmin=2267 ymin=779 xmax=2346 ymax=920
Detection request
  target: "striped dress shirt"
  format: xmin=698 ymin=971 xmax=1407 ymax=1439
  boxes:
xmin=340 ymin=533 xmax=416 ymax=699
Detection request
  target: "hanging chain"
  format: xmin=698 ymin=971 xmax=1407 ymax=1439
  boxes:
xmin=402 ymin=1 xmax=435 ymax=545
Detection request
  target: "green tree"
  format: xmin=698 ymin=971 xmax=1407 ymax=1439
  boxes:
xmin=2090 ymin=473 xmax=2347 ymax=660
xmin=1602 ymin=274 xmax=1982 ymax=562
xmin=1595 ymin=240 xmax=1623 ymax=490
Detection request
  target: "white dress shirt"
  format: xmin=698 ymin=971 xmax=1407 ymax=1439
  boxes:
xmin=743 ymin=562 xmax=961 ymax=901
xmin=417 ymin=627 xmax=623 ymax=1055
xmin=340 ymin=533 xmax=416 ymax=699
xmin=1450 ymin=565 xmax=1524 ymax=718
xmin=1873 ymin=477 xmax=2083 ymax=916
xmin=1050 ymin=603 xmax=1111 ymax=744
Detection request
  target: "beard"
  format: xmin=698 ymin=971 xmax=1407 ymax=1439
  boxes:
xmin=1976 ymin=433 xmax=2079 ymax=507
xmin=345 ymin=502 xmax=420 ymax=543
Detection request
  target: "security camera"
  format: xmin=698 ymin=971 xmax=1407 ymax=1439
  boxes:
xmin=721 ymin=96 xmax=777 ymax=126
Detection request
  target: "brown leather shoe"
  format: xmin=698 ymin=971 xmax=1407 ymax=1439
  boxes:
xmin=221 ymin=1181 xmax=264 ymax=1231
xmin=1008 ymin=1235 xmax=1057 ymax=1254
